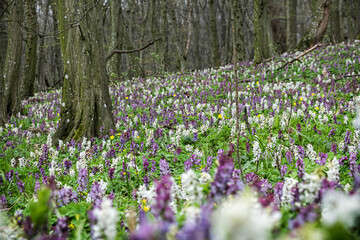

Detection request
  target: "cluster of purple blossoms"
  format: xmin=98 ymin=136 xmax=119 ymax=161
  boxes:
xmin=151 ymin=175 xmax=174 ymax=222
xmin=56 ymin=187 xmax=78 ymax=206
xmin=88 ymin=181 xmax=106 ymax=206
xmin=184 ymin=154 xmax=201 ymax=171
xmin=159 ymin=158 xmax=170 ymax=175
xmin=210 ymin=145 xmax=242 ymax=201
xmin=316 ymin=153 xmax=328 ymax=165
xmin=77 ymin=168 xmax=88 ymax=192
xmin=296 ymin=146 xmax=305 ymax=180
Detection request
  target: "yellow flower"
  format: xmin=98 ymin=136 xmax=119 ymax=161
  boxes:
xmin=126 ymin=97 xmax=128 ymax=99
xmin=57 ymin=113 xmax=60 ymax=116
xmin=311 ymin=93 xmax=315 ymax=96
xmin=256 ymin=81 xmax=259 ymax=84
xmin=123 ymin=172 xmax=126 ymax=175
xmin=69 ymin=223 xmax=75 ymax=230
xmin=218 ymin=114 xmax=222 ymax=119
xmin=141 ymin=199 xmax=147 ymax=205
xmin=282 ymin=92 xmax=284 ymax=95
xmin=293 ymin=102 xmax=296 ymax=106
xmin=173 ymin=94 xmax=176 ymax=97
xmin=258 ymin=114 xmax=261 ymax=118
xmin=247 ymin=85 xmax=249 ymax=88
xmin=316 ymin=107 xmax=319 ymax=110
xmin=300 ymin=97 xmax=303 ymax=101
xmin=110 ymin=135 xmax=114 ymax=140
xmin=117 ymin=133 xmax=121 ymax=136
xmin=137 ymin=136 xmax=140 ymax=138
xmin=321 ymin=94 xmax=324 ymax=98
xmin=143 ymin=206 xmax=150 ymax=212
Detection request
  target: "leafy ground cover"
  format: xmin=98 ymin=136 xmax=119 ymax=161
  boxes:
xmin=1 ymin=41 xmax=360 ymax=239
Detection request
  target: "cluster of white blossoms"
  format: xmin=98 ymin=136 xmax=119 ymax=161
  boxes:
xmin=92 ymin=199 xmax=119 ymax=240
xmin=321 ymin=190 xmax=360 ymax=228
xmin=181 ymin=169 xmax=204 ymax=203
xmin=326 ymin=157 xmax=340 ymax=182
xmin=211 ymin=190 xmax=280 ymax=240
xmin=281 ymin=177 xmax=298 ymax=208
xmin=298 ymin=173 xmax=322 ymax=205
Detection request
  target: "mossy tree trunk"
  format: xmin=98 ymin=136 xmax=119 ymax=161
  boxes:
xmin=209 ymin=0 xmax=220 ymax=66
xmin=53 ymin=0 xmax=115 ymax=143
xmin=23 ymin=0 xmax=38 ymax=98
xmin=254 ymin=0 xmax=270 ymax=64
xmin=2 ymin=0 xmax=24 ymax=118
xmin=296 ymin=0 xmax=330 ymax=50
xmin=233 ymin=0 xmax=245 ymax=62
xmin=286 ymin=0 xmax=297 ymax=50
xmin=0 ymin=0 xmax=8 ymax=126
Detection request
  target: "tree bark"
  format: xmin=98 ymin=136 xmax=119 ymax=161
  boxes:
xmin=329 ymin=0 xmax=342 ymax=43
xmin=36 ymin=0 xmax=50 ymax=91
xmin=0 ymin=0 xmax=8 ymax=126
xmin=286 ymin=0 xmax=297 ymax=49
xmin=53 ymin=0 xmax=115 ymax=142
xmin=51 ymin=0 xmax=64 ymax=88
xmin=254 ymin=0 xmax=270 ymax=64
xmin=233 ymin=0 xmax=245 ymax=61
xmin=3 ymin=0 xmax=24 ymax=118
xmin=23 ymin=0 xmax=38 ymax=98
xmin=296 ymin=0 xmax=330 ymax=50
xmin=209 ymin=0 xmax=220 ymax=66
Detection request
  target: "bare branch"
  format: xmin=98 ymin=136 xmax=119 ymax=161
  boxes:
xmin=106 ymin=37 xmax=162 ymax=62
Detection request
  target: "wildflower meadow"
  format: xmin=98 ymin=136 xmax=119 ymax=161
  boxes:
xmin=1 ymin=41 xmax=360 ymax=239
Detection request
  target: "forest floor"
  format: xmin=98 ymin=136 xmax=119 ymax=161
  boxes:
xmin=1 ymin=40 xmax=360 ymax=239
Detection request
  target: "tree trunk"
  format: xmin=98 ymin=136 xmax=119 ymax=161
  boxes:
xmin=160 ymin=0 xmax=169 ymax=71
xmin=329 ymin=0 xmax=342 ymax=43
xmin=286 ymin=0 xmax=297 ymax=49
xmin=254 ymin=0 xmax=270 ymax=64
xmin=36 ymin=0 xmax=50 ymax=91
xmin=296 ymin=0 xmax=330 ymax=50
xmin=209 ymin=0 xmax=220 ymax=66
xmin=53 ymin=0 xmax=115 ymax=142
xmin=233 ymin=0 xmax=245 ymax=61
xmin=3 ymin=0 xmax=24 ymax=117
xmin=51 ymin=0 xmax=64 ymax=88
xmin=167 ymin=1 xmax=186 ymax=72
xmin=23 ymin=0 xmax=38 ymax=98
xmin=193 ymin=0 xmax=202 ymax=69
xmin=0 ymin=0 xmax=8 ymax=126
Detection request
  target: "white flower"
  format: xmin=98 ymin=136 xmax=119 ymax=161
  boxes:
xmin=281 ymin=177 xmax=298 ymax=208
xmin=298 ymin=173 xmax=322 ymax=204
xmin=92 ymin=199 xmax=119 ymax=240
xmin=199 ymin=172 xmax=212 ymax=184
xmin=211 ymin=190 xmax=280 ymax=240
xmin=181 ymin=170 xmax=203 ymax=203
xmin=326 ymin=157 xmax=340 ymax=182
xmin=322 ymin=191 xmax=360 ymax=228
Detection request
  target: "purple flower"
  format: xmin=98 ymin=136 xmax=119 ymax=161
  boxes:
xmin=159 ymin=159 xmax=170 ymax=175
xmin=142 ymin=156 xmax=149 ymax=172
xmin=297 ymin=146 xmax=305 ymax=159
xmin=349 ymin=152 xmax=359 ymax=176
xmin=281 ymin=164 xmax=288 ymax=176
xmin=17 ymin=181 xmax=25 ymax=193
xmin=328 ymin=128 xmax=335 ymax=138
xmin=175 ymin=147 xmax=182 ymax=155
xmin=296 ymin=158 xmax=305 ymax=180
xmin=34 ymin=181 xmax=41 ymax=193
xmin=88 ymin=181 xmax=105 ymax=206
xmin=152 ymin=175 xmax=174 ymax=222
xmin=193 ymin=132 xmax=198 ymax=142
xmin=151 ymin=160 xmax=157 ymax=173
xmin=77 ymin=168 xmax=88 ymax=192
xmin=210 ymin=144 xmax=240 ymax=201
xmin=0 ymin=195 xmax=7 ymax=209
xmin=56 ymin=187 xmax=78 ymax=206
xmin=296 ymin=123 xmax=301 ymax=132
xmin=288 ymin=204 xmax=318 ymax=229
xmin=108 ymin=168 xmax=115 ymax=180
xmin=316 ymin=153 xmax=327 ymax=165
xmin=339 ymin=156 xmax=347 ymax=166
xmin=286 ymin=151 xmax=293 ymax=164
xmin=330 ymin=143 xmax=337 ymax=154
